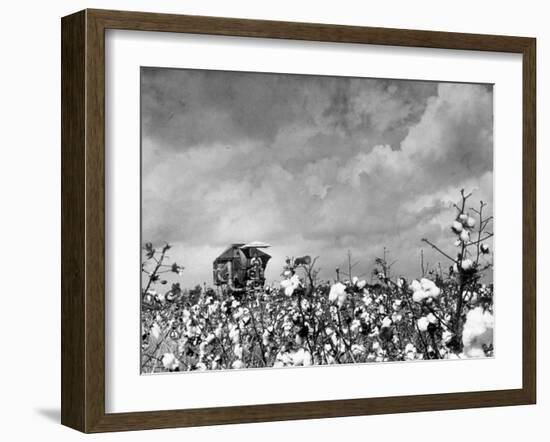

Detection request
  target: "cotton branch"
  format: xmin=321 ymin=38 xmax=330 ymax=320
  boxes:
xmin=421 ymin=238 xmax=456 ymax=263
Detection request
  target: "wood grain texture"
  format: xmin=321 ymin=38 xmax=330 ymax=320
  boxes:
xmin=84 ymin=9 xmax=107 ymax=433
xmin=60 ymin=9 xmax=537 ymax=433
xmin=522 ymin=38 xmax=537 ymax=403
xmin=61 ymin=10 xmax=86 ymax=431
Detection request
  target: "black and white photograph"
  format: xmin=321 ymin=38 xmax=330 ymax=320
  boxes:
xmin=140 ymin=67 xmax=494 ymax=374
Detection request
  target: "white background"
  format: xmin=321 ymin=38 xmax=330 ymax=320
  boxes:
xmin=106 ymin=30 xmax=522 ymax=413
xmin=0 ymin=0 xmax=547 ymax=440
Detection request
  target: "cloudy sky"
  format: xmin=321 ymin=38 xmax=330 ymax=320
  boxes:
xmin=141 ymin=67 xmax=493 ymax=286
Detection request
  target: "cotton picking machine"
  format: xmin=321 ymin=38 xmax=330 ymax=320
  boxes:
xmin=212 ymin=241 xmax=271 ymax=292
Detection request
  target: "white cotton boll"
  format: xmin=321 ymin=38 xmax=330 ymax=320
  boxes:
xmin=460 ymin=229 xmax=470 ymax=242
xmin=427 ymin=313 xmax=438 ymax=324
xmin=280 ymin=276 xmax=300 ymax=296
xmin=412 ymin=278 xmax=440 ymax=303
xmin=417 ymin=316 xmax=430 ymax=332
xmin=233 ymin=344 xmax=243 ymax=359
xmin=442 ymin=330 xmax=454 ymax=344
xmin=150 ymin=322 xmax=161 ymax=340
xmin=462 ymin=307 xmax=494 ymax=358
xmin=458 ymin=213 xmax=468 ymax=223
xmin=229 ymin=326 xmax=240 ymax=344
xmin=381 ymin=316 xmax=393 ymax=329
xmin=392 ymin=299 xmax=402 ymax=311
xmin=369 ymin=326 xmax=380 ymax=338
xmin=195 ymin=362 xmax=207 ymax=371
xmin=281 ymin=274 xmax=301 ymax=296
xmin=208 ymin=303 xmax=219 ymax=316
xmin=461 ymin=259 xmax=474 ymax=271
xmin=187 ymin=325 xmax=200 ymax=338
xmin=280 ymin=279 xmax=291 ymax=289
xmin=481 ymin=243 xmax=490 ymax=254
xmin=352 ymin=276 xmax=358 ymax=285
xmin=412 ymin=291 xmax=425 ymax=303
xmin=410 ymin=280 xmax=422 ymax=292
xmin=337 ymin=292 xmax=348 ymax=308
xmin=329 ymin=282 xmax=346 ymax=303
xmin=466 ymin=216 xmax=476 ymax=228
xmin=463 ymin=307 xmax=494 ymax=346
xmin=464 ymin=346 xmax=486 ymax=358
xmin=421 ymin=278 xmax=441 ymax=297
xmin=291 ymin=348 xmax=310 ymax=366
xmin=281 ymin=352 xmax=293 ymax=365
xmin=356 ymin=279 xmax=367 ymax=290
xmin=452 ymin=221 xmax=463 ymax=233
xmin=290 ymin=274 xmax=301 ymax=286
xmin=404 ymin=343 xmax=417 ymax=360
xmin=161 ymin=353 xmax=179 ymax=371
xmin=199 ymin=341 xmax=207 ymax=356
xmin=232 ymin=360 xmax=245 ymax=369
xmin=233 ymin=307 xmax=244 ymax=320
xmin=350 ymin=319 xmax=361 ymax=333
xmin=391 ymin=312 xmax=403 ymax=323
xmin=352 ymin=344 xmax=366 ymax=356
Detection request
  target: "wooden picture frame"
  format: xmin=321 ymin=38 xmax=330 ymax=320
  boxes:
xmin=61 ymin=8 xmax=536 ymax=433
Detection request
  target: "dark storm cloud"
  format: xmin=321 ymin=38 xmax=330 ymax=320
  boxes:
xmin=141 ymin=68 xmax=437 ymax=152
xmin=141 ymin=67 xmax=493 ymax=285
xmin=142 ymin=68 xmax=316 ymax=150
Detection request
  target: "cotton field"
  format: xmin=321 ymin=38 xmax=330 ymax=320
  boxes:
xmin=141 ymin=190 xmax=494 ymax=373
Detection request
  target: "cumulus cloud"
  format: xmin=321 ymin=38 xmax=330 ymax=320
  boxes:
xmin=141 ymin=68 xmax=493 ymax=286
